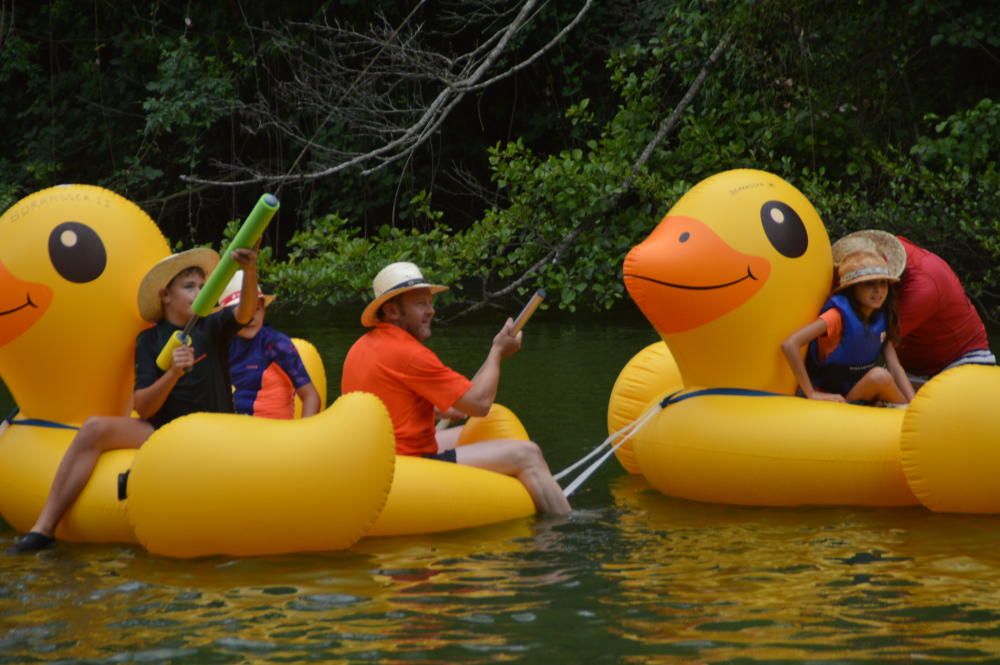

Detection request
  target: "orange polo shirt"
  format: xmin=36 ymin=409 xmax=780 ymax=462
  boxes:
xmin=341 ymin=323 xmax=472 ymax=456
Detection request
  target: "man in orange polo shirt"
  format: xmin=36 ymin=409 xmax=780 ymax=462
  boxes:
xmin=341 ymin=262 xmax=570 ymax=514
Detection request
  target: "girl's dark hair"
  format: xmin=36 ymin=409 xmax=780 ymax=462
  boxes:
xmin=847 ymin=282 xmax=900 ymax=344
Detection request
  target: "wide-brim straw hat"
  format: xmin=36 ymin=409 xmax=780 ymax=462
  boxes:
xmin=360 ymin=261 xmax=448 ymax=327
xmin=834 ymin=249 xmax=899 ymax=292
xmin=831 ymin=230 xmax=906 ymax=279
xmin=137 ymin=248 xmax=220 ymax=322
xmin=216 ymin=269 xmax=275 ymax=310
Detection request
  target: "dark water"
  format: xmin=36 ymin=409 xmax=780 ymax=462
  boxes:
xmin=3 ymin=314 xmax=1000 ymax=663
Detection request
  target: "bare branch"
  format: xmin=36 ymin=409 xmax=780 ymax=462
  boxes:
xmin=443 ymin=34 xmax=731 ymax=320
xmin=182 ymin=0 xmax=595 ymax=188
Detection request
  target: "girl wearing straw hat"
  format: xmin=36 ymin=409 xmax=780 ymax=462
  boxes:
xmin=781 ymin=250 xmax=915 ymax=405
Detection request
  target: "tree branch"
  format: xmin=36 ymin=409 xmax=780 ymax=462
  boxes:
xmin=443 ymin=34 xmax=730 ymax=320
xmin=181 ymin=0 xmax=595 ymax=188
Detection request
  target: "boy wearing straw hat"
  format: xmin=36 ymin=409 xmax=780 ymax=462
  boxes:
xmin=8 ymin=247 xmax=259 ymax=554
xmin=832 ymin=230 xmax=995 ymax=378
xmin=341 ymin=261 xmax=571 ymax=514
xmin=217 ymin=270 xmax=320 ymax=419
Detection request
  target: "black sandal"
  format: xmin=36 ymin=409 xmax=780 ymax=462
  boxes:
xmin=6 ymin=531 xmax=55 ymax=555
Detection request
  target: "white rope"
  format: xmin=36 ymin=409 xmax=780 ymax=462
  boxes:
xmin=560 ymin=405 xmax=661 ymax=497
xmin=556 ymin=401 xmax=664 ymax=497
xmin=554 ymin=408 xmax=642 ymax=481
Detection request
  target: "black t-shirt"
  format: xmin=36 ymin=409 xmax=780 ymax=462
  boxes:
xmin=134 ymin=308 xmax=242 ymax=429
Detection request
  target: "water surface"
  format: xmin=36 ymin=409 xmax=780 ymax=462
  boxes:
xmin=2 ymin=315 xmax=1000 ymax=663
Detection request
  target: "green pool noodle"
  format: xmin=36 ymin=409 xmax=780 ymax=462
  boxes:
xmin=155 ymin=193 xmax=279 ymax=370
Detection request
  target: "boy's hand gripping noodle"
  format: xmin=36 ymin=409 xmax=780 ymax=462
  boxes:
xmin=155 ymin=194 xmax=280 ymax=370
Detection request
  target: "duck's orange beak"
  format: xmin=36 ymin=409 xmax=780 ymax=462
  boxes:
xmin=0 ymin=261 xmax=52 ymax=347
xmin=624 ymin=216 xmax=771 ymax=334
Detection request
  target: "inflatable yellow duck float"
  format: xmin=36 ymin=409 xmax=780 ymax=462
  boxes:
xmin=612 ymin=170 xmax=919 ymax=507
xmin=611 ymin=169 xmax=1000 ymax=513
xmin=0 ymin=185 xmax=395 ymax=557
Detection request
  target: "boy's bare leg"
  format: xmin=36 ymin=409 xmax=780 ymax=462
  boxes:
xmin=456 ymin=439 xmax=571 ymax=515
xmin=31 ymin=417 xmax=153 ymax=536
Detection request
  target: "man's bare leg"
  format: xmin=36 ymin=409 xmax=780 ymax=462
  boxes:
xmin=456 ymin=439 xmax=571 ymax=514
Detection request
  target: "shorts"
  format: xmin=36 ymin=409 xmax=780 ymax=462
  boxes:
xmin=944 ymin=348 xmax=997 ymax=370
xmin=421 ymin=449 xmax=457 ymax=463
xmin=909 ymin=348 xmax=997 ymax=387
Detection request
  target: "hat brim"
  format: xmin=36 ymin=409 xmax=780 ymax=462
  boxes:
xmin=213 ymin=292 xmax=276 ymax=313
xmin=834 ymin=272 xmax=899 ymax=292
xmin=138 ymin=248 xmax=221 ymax=322
xmin=360 ymin=283 xmax=449 ymax=327
xmin=832 ymin=230 xmax=906 ymax=279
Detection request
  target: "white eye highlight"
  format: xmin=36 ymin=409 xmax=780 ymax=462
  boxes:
xmin=60 ymin=230 xmax=79 ymax=247
xmin=770 ymin=208 xmax=785 ymax=224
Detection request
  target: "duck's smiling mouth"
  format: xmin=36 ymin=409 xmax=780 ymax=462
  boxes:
xmin=625 ymin=267 xmax=759 ymax=291
xmin=0 ymin=261 xmax=53 ymax=347
xmin=622 ymin=215 xmax=772 ymax=334
xmin=0 ymin=294 xmax=38 ymax=316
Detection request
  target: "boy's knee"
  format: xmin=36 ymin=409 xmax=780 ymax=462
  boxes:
xmin=75 ymin=417 xmax=114 ymax=447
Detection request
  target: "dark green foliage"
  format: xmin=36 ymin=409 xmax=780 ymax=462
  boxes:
xmin=1 ymin=1 xmax=997 ymax=318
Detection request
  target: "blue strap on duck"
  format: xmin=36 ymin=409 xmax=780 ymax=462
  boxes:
xmin=155 ymin=194 xmax=280 ymax=370
xmin=3 ymin=406 xmax=80 ymax=431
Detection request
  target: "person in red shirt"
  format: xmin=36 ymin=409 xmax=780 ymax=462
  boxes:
xmin=341 ymin=262 xmax=570 ymax=514
xmin=831 ymin=230 xmax=995 ymax=378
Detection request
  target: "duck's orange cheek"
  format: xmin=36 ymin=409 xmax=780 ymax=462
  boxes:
xmin=623 ymin=216 xmax=771 ymax=334
xmin=0 ymin=261 xmax=53 ymax=347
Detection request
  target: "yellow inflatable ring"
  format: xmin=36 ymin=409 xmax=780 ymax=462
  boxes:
xmin=366 ymin=403 xmax=536 ymax=537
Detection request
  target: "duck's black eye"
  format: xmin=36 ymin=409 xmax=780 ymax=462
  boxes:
xmin=760 ymin=201 xmax=808 ymax=258
xmin=48 ymin=222 xmax=107 ymax=283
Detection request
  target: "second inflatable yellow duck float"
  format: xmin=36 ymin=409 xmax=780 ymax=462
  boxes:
xmin=0 ymin=185 xmax=395 ymax=557
xmin=612 ymin=169 xmax=1000 ymax=513
xmin=613 ymin=169 xmax=919 ymax=507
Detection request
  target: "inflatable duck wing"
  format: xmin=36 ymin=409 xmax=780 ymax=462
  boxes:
xmin=0 ymin=185 xmax=170 ymax=542
xmin=616 ymin=170 xmax=917 ymax=507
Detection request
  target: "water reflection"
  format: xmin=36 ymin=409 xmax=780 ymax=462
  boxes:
xmin=606 ymin=475 xmax=1000 ymax=661
xmin=3 ymin=320 xmax=1000 ymax=662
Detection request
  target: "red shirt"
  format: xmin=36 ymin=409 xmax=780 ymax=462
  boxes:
xmin=895 ymin=236 xmax=989 ymax=376
xmin=341 ymin=323 xmax=472 ymax=456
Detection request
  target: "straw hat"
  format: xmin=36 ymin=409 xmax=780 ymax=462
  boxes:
xmin=360 ymin=261 xmax=448 ymax=327
xmin=217 ymin=270 xmax=275 ymax=309
xmin=834 ymin=250 xmax=899 ymax=292
xmin=137 ymin=248 xmax=219 ymax=322
xmin=831 ymin=230 xmax=906 ymax=279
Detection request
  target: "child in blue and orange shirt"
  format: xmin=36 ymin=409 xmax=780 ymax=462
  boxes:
xmin=782 ymin=250 xmax=915 ymax=405
xmin=218 ymin=271 xmax=320 ymax=419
